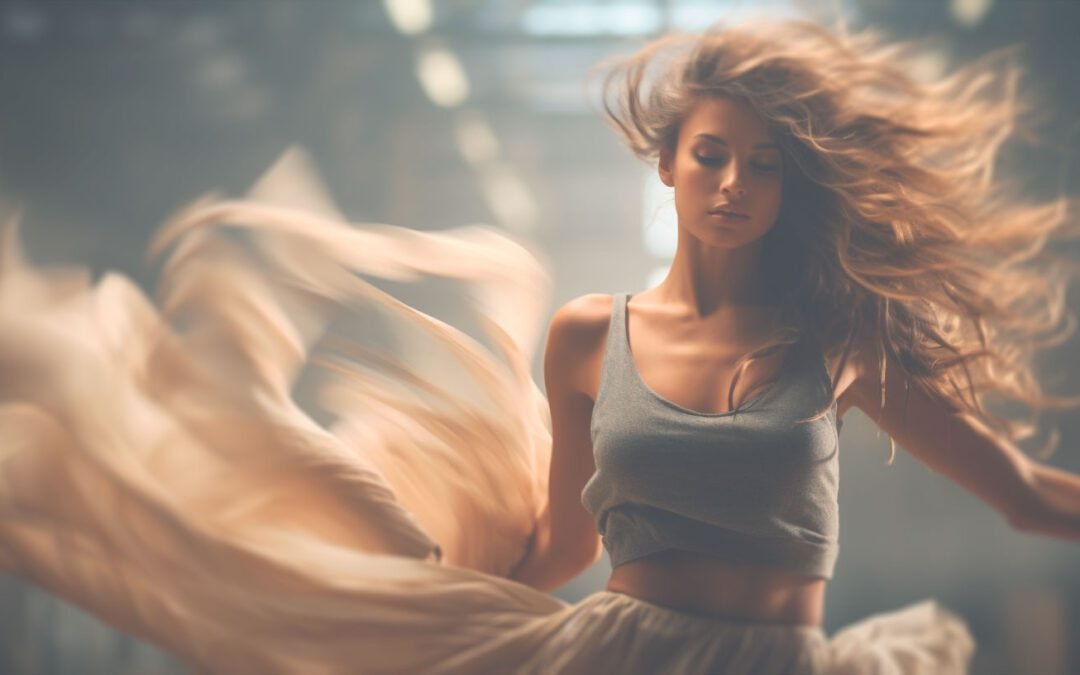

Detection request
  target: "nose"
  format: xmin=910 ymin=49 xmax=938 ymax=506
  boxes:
xmin=720 ymin=165 xmax=746 ymax=198
xmin=721 ymin=183 xmax=745 ymax=198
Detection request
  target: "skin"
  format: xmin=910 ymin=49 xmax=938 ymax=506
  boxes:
xmin=510 ymin=95 xmax=1080 ymax=627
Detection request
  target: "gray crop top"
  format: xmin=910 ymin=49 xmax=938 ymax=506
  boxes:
xmin=581 ymin=292 xmax=841 ymax=579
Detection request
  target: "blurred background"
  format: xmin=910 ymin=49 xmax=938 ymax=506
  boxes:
xmin=0 ymin=0 xmax=1078 ymax=673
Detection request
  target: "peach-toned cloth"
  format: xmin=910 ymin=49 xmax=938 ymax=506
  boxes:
xmin=0 ymin=152 xmax=974 ymax=674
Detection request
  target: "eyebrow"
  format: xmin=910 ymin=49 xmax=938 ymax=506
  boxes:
xmin=693 ymin=133 xmax=778 ymax=150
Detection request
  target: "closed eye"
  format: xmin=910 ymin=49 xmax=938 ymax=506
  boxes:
xmin=694 ymin=154 xmax=780 ymax=174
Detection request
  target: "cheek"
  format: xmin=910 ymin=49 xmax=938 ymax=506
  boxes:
xmin=678 ymin=163 xmax=712 ymax=191
xmin=673 ymin=168 xmax=713 ymax=207
xmin=758 ymin=180 xmax=783 ymax=214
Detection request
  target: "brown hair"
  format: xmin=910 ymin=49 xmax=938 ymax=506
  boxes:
xmin=593 ymin=18 xmax=1080 ymax=462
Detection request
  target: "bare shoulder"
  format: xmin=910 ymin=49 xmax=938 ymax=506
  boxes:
xmin=548 ymin=293 xmax=613 ymax=341
xmin=545 ymin=293 xmax=615 ymax=400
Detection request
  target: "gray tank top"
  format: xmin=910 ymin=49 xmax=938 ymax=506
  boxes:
xmin=581 ymin=292 xmax=841 ymax=578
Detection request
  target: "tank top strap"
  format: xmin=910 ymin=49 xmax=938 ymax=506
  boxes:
xmin=608 ymin=292 xmax=630 ymax=360
xmin=593 ymin=292 xmax=631 ymax=412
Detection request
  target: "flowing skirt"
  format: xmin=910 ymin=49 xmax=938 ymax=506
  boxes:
xmin=0 ymin=150 xmax=975 ymax=674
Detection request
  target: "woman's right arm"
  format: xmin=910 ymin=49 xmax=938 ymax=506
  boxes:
xmin=509 ymin=295 xmax=607 ymax=591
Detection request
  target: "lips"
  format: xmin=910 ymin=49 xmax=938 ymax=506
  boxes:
xmin=707 ymin=208 xmax=751 ymax=220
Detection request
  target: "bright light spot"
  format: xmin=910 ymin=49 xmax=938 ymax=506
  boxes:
xmin=670 ymin=1 xmax=787 ymax=30
xmin=416 ymin=46 xmax=469 ymax=108
xmin=950 ymin=0 xmax=993 ymax=28
xmin=522 ymin=2 xmax=661 ymax=36
xmin=383 ymin=0 xmax=433 ymax=35
xmin=646 ymin=264 xmax=669 ymax=290
xmin=481 ymin=166 xmax=538 ymax=233
xmin=908 ymin=48 xmax=949 ymax=83
xmin=669 ymin=3 xmax=727 ymax=31
xmin=642 ymin=171 xmax=677 ymax=258
xmin=454 ymin=111 xmax=501 ymax=168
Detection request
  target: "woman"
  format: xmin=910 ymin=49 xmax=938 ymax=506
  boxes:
xmin=509 ymin=17 xmax=1080 ymax=671
xmin=0 ymin=17 xmax=1077 ymax=675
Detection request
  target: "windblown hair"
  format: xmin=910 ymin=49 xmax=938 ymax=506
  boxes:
xmin=593 ymin=18 xmax=1080 ymax=462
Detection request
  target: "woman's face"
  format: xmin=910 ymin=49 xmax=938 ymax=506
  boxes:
xmin=659 ymin=96 xmax=783 ymax=248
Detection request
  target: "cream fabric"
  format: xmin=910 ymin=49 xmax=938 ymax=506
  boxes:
xmin=0 ymin=151 xmax=974 ymax=674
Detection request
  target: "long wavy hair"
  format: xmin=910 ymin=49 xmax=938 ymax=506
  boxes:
xmin=592 ymin=18 xmax=1080 ymax=463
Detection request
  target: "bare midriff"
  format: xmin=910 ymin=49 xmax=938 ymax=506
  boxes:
xmin=604 ymin=549 xmax=826 ymax=627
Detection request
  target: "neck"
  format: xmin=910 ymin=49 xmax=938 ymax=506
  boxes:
xmin=654 ymin=231 xmax=774 ymax=318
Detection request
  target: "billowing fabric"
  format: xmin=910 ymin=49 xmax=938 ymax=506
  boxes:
xmin=0 ymin=150 xmax=975 ymax=674
xmin=531 ymin=591 xmax=974 ymax=675
xmin=583 ymin=291 xmax=841 ymax=577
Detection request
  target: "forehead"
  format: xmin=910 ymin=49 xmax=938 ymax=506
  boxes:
xmin=678 ymin=96 xmax=773 ymax=146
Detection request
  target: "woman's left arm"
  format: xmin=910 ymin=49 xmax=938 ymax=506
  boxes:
xmin=845 ymin=346 xmax=1080 ymax=542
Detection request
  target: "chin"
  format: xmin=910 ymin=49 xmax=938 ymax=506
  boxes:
xmin=696 ymin=233 xmax=757 ymax=249
xmin=690 ymin=225 xmax=758 ymax=245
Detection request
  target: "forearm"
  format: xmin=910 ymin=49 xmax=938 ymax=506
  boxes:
xmin=508 ymin=504 xmax=599 ymax=592
xmin=1016 ymin=462 xmax=1080 ymax=542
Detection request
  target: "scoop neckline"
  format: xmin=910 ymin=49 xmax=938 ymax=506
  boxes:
xmin=621 ymin=292 xmax=782 ymax=418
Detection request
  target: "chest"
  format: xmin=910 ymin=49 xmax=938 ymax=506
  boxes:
xmin=588 ymin=349 xmax=839 ymax=499
xmin=611 ymin=290 xmax=794 ymax=416
xmin=630 ymin=340 xmax=788 ymax=416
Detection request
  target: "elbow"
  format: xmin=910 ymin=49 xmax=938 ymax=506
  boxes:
xmin=568 ymin=539 xmax=604 ymax=574
xmin=586 ymin=540 xmax=605 ymax=567
xmin=582 ymin=531 xmax=605 ymax=567
xmin=564 ymin=538 xmax=604 ymax=581
xmin=563 ymin=526 xmax=603 ymax=567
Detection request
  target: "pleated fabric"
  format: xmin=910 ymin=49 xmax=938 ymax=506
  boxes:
xmin=0 ymin=149 xmax=975 ymax=674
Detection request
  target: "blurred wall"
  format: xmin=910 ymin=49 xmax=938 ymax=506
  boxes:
xmin=0 ymin=1 xmax=1078 ymax=673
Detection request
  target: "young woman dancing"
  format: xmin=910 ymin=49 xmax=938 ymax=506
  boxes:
xmin=1 ymin=17 xmax=1078 ymax=675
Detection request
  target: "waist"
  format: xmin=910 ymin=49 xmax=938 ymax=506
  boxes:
xmin=604 ymin=549 xmax=826 ymax=627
